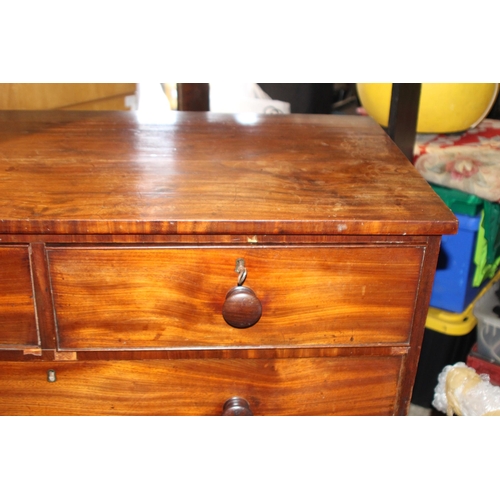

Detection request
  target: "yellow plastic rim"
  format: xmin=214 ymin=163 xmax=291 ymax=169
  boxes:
xmin=425 ymin=269 xmax=500 ymax=336
xmin=356 ymin=83 xmax=500 ymax=134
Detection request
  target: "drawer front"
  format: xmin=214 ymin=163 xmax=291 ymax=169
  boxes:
xmin=0 ymin=247 xmax=39 ymax=347
xmin=47 ymin=246 xmax=424 ymax=350
xmin=0 ymin=356 xmax=403 ymax=415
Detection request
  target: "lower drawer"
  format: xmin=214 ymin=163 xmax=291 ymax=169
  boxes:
xmin=0 ymin=356 xmax=403 ymax=415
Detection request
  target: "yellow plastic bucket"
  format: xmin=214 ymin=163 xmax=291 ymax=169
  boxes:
xmin=356 ymin=83 xmax=499 ymax=134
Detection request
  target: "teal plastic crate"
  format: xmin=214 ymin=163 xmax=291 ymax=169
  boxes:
xmin=430 ymin=184 xmax=483 ymax=216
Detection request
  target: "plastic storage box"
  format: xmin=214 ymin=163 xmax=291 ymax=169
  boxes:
xmin=467 ymin=344 xmax=500 ymax=386
xmin=430 ymin=184 xmax=483 ymax=217
xmin=430 ymin=212 xmax=486 ymax=312
xmin=473 ymin=280 xmax=500 ymax=364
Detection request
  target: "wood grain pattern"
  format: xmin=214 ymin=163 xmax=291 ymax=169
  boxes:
xmin=0 ymin=345 xmax=409 ymax=362
xmin=0 ymin=356 xmax=403 ymax=415
xmin=47 ymin=245 xmax=423 ymax=349
xmin=0 ymin=247 xmax=39 ymax=347
xmin=0 ymin=111 xmax=457 ymax=236
xmin=0 ymin=234 xmax=431 ymax=244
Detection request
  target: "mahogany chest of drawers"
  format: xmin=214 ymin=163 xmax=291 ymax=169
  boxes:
xmin=0 ymin=110 xmax=457 ymax=415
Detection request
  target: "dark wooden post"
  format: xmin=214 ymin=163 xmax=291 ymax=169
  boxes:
xmin=177 ymin=83 xmax=210 ymax=111
xmin=387 ymin=83 xmax=422 ymax=162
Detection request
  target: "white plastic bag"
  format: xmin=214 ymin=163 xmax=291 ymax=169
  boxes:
xmin=209 ymin=83 xmax=290 ymax=114
xmin=433 ymin=362 xmax=500 ymax=416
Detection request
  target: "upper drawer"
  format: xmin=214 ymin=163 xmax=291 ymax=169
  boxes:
xmin=47 ymin=245 xmax=424 ymax=350
xmin=0 ymin=246 xmax=39 ymax=347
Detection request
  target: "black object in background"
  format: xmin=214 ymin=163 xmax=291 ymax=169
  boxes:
xmin=487 ymin=90 xmax=500 ymax=119
xmin=387 ymin=83 xmax=422 ymax=162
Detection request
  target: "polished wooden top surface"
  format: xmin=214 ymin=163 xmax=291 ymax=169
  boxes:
xmin=0 ymin=110 xmax=457 ymax=235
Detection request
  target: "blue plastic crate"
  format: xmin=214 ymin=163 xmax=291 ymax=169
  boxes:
xmin=430 ymin=213 xmax=487 ymax=313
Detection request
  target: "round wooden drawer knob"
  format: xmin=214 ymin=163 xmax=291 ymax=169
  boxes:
xmin=222 ymin=285 xmax=262 ymax=329
xmin=222 ymin=397 xmax=253 ymax=416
